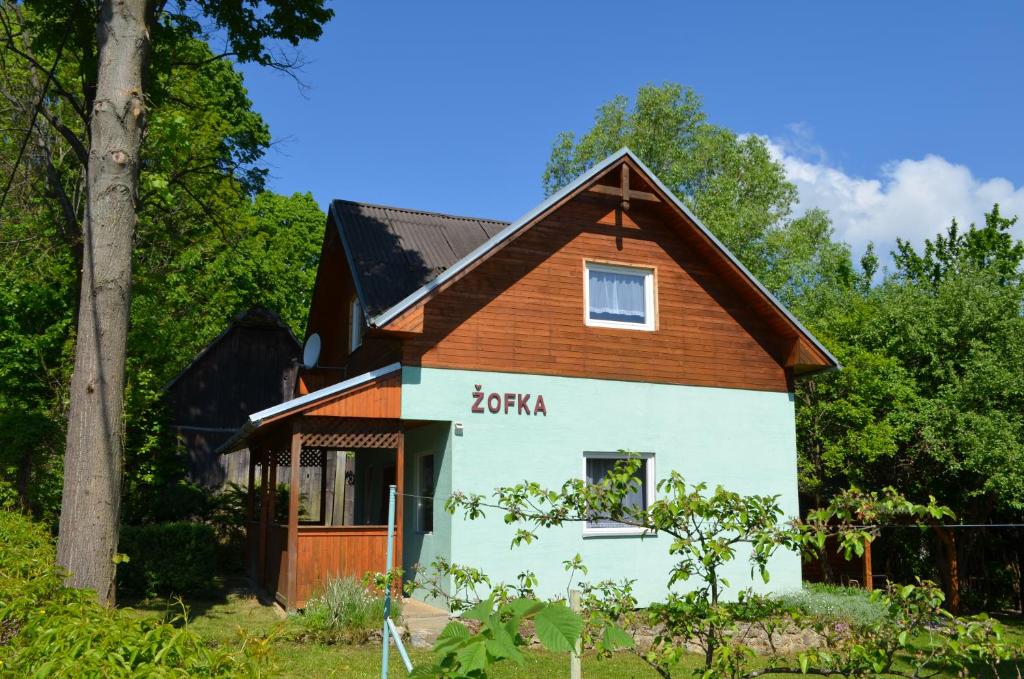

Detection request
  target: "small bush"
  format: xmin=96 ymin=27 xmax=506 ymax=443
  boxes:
xmin=778 ymin=583 xmax=886 ymax=626
xmin=205 ymin=483 xmax=250 ymax=573
xmin=119 ymin=521 xmax=218 ymax=597
xmin=296 ymin=577 xmax=396 ymax=644
xmin=0 ymin=509 xmax=270 ymax=676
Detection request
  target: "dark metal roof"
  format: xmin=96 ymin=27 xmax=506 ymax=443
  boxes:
xmin=330 ymin=199 xmax=508 ymax=318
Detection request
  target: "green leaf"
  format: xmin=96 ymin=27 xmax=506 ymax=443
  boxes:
xmin=533 ymin=602 xmax=583 ymax=653
xmin=601 ymin=624 xmax=635 ymax=650
xmin=455 ymin=638 xmax=489 ymax=673
xmin=433 ymin=622 xmax=471 ymax=655
xmin=507 ymin=598 xmax=544 ymax=619
xmin=463 ymin=596 xmax=494 ymax=622
xmin=487 ymin=622 xmax=525 ymax=664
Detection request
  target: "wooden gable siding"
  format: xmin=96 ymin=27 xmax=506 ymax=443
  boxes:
xmin=303 ymin=372 xmax=402 ymax=418
xmin=301 ymin=218 xmax=405 ymax=394
xmin=264 ymin=371 xmax=402 ymax=423
xmin=305 ymin=222 xmax=358 ymax=369
xmin=398 ymin=195 xmax=794 ymax=392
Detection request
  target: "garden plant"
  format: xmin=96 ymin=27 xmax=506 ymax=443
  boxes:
xmin=404 ymin=456 xmax=1022 ymax=678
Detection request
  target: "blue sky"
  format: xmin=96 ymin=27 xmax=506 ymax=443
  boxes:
xmin=238 ymin=1 xmax=1024 ymax=256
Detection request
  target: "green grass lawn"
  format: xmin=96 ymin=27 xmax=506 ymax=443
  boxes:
xmin=126 ymin=587 xmax=1024 ymax=678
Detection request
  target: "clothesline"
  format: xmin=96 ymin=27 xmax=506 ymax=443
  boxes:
xmin=392 ymin=493 xmax=1024 ymax=528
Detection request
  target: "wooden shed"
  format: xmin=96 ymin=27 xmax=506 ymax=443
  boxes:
xmin=165 ymin=307 xmax=300 ymax=487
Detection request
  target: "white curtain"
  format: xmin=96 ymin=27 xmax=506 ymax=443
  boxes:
xmin=588 ymin=269 xmax=645 ymax=320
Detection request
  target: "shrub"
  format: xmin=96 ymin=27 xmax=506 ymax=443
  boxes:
xmin=0 ymin=509 xmax=270 ymax=676
xmin=296 ymin=577 xmax=396 ymax=644
xmin=778 ymin=583 xmax=886 ymax=627
xmin=205 ymin=483 xmax=250 ymax=572
xmin=119 ymin=521 xmax=218 ymax=597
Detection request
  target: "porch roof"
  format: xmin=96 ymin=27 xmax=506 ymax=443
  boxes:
xmin=217 ymin=362 xmax=402 ymax=453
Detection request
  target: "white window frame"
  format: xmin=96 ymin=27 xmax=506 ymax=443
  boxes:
xmin=583 ymin=261 xmax=656 ymax=331
xmin=581 ymin=452 xmax=656 ymax=537
xmin=349 ymin=296 xmax=364 ymax=352
xmin=415 ymin=451 xmax=435 ymax=535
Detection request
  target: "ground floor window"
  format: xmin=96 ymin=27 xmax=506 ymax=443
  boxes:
xmin=416 ymin=453 xmax=435 ymax=534
xmin=583 ymin=452 xmax=654 ymax=536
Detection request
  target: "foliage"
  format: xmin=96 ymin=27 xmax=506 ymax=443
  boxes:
xmin=783 ymin=580 xmax=1018 ymax=678
xmin=296 ymin=577 xmax=396 ymax=645
xmin=0 ymin=2 xmax=326 ymax=526
xmin=410 ymin=595 xmax=588 ymax=679
xmin=778 ymin=583 xmax=886 ymax=627
xmin=118 ymin=522 xmax=218 ymax=597
xmin=0 ymin=509 xmax=271 ymax=676
xmin=407 ymin=557 xmax=540 ymax=613
xmin=0 ymin=0 xmax=332 ymax=600
xmin=433 ymin=458 xmax=1021 ymax=678
xmin=797 ymin=206 xmax=1024 ymax=606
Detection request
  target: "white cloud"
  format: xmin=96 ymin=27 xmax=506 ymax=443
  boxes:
xmin=763 ymin=134 xmax=1024 ymax=259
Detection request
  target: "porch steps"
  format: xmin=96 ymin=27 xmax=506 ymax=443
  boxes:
xmin=401 ymin=598 xmax=451 ymax=648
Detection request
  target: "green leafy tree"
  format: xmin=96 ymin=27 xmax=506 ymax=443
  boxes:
xmin=0 ymin=0 xmax=332 ymax=602
xmin=796 ymin=205 xmax=1024 ymax=609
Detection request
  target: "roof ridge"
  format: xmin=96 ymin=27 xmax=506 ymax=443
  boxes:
xmin=332 ymin=198 xmax=509 ymax=226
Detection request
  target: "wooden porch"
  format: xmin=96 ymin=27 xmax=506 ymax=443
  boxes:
xmin=244 ymin=416 xmax=404 ymax=610
xmin=228 ymin=364 xmax=405 ymax=610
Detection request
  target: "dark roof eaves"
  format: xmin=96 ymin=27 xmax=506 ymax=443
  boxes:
xmin=329 ymin=200 xmax=375 ymax=318
xmin=331 ymin=198 xmax=508 ymax=228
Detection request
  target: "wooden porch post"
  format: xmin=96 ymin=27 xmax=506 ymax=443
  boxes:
xmin=319 ymin=449 xmax=328 ymax=526
xmin=258 ymin=444 xmax=269 ymax=588
xmin=268 ymin=446 xmax=278 ymax=521
xmin=395 ymin=427 xmax=405 ymax=592
xmin=246 ymin=450 xmax=256 ymax=522
xmin=933 ymin=525 xmax=961 ymax=613
xmin=246 ymin=449 xmax=256 ymax=578
xmin=863 ymin=537 xmax=873 ymax=592
xmin=286 ymin=422 xmax=302 ymax=610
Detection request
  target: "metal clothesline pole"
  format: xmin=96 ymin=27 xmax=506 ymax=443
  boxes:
xmin=381 ymin=484 xmax=412 ymax=678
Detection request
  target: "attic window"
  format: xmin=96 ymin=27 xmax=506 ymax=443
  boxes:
xmin=349 ymin=296 xmax=364 ymax=352
xmin=584 ymin=261 xmax=655 ymax=330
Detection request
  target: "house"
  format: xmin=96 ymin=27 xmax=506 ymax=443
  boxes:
xmin=166 ymin=307 xmax=300 ymax=487
xmin=222 ymin=148 xmax=838 ymax=610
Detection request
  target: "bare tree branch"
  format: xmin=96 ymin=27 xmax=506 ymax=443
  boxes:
xmin=0 ymin=15 xmax=68 ymax=217
xmin=0 ymin=4 xmax=88 ymax=125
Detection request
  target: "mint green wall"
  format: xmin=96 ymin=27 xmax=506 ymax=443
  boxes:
xmin=402 ymin=421 xmax=453 ymax=607
xmin=401 ymin=366 xmax=802 ymax=607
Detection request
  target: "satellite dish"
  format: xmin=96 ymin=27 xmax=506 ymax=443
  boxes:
xmin=302 ymin=333 xmax=321 ymax=369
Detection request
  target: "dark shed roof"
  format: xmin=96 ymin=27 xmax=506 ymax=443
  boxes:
xmin=330 ymin=200 xmax=508 ymax=318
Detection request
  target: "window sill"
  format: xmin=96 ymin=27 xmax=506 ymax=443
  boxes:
xmin=585 ymin=318 xmax=655 ymax=332
xmin=582 ymin=527 xmax=655 ymax=538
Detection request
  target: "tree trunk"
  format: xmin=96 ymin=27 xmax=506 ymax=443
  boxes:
xmin=56 ymin=0 xmax=149 ymax=606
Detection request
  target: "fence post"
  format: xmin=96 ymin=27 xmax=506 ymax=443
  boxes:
xmin=569 ymin=588 xmax=581 ymax=679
